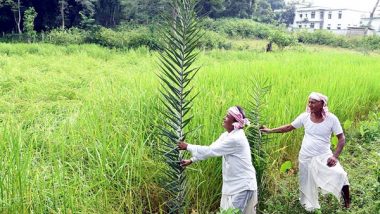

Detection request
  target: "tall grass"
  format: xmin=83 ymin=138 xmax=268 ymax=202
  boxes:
xmin=0 ymin=43 xmax=380 ymax=212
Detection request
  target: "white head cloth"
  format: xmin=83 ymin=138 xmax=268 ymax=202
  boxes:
xmin=307 ymin=92 xmax=329 ymax=118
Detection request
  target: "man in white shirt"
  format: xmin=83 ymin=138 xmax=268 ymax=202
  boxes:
xmin=260 ymin=92 xmax=350 ymax=211
xmin=178 ymin=106 xmax=258 ymax=214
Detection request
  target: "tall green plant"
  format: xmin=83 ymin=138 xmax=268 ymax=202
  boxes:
xmin=246 ymin=78 xmax=270 ymax=190
xmin=23 ymin=7 xmax=37 ymax=42
xmin=156 ymin=0 xmax=202 ymax=213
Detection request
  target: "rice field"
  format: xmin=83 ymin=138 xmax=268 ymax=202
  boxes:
xmin=0 ymin=43 xmax=380 ymax=213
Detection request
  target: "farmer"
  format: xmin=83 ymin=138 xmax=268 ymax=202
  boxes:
xmin=178 ymin=106 xmax=258 ymax=214
xmin=260 ymin=92 xmax=350 ymax=211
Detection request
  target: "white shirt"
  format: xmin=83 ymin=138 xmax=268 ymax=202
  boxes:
xmin=291 ymin=112 xmax=343 ymax=157
xmin=187 ymin=129 xmax=257 ymax=195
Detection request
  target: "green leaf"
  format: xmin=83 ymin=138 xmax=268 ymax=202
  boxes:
xmin=280 ymin=161 xmax=293 ymax=173
xmin=343 ymin=119 xmax=353 ymax=130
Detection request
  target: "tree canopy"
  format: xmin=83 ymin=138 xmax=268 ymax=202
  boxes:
xmin=0 ymin=0 xmax=287 ymax=33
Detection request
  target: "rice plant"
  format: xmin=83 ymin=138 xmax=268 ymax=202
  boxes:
xmin=156 ymin=0 xmax=202 ymax=213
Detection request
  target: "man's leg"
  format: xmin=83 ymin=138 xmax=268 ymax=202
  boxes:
xmin=341 ymin=185 xmax=350 ymax=208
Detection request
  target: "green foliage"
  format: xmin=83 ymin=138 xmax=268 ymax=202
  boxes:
xmin=23 ymin=7 xmax=37 ymax=42
xmin=199 ymin=30 xmax=231 ymax=49
xmin=275 ymin=4 xmax=296 ymax=26
xmin=296 ymin=30 xmax=352 ymax=48
xmin=331 ymin=136 xmax=338 ymax=149
xmin=253 ymin=0 xmax=275 ymax=24
xmin=1 ymin=43 xmax=380 ymax=212
xmin=92 ymin=27 xmax=159 ymax=49
xmin=46 ymin=28 xmax=87 ymax=45
xmin=356 ymin=111 xmax=380 ymax=143
xmin=156 ymin=0 xmax=202 ymax=213
xmin=218 ymin=207 xmax=241 ymax=214
xmin=203 ymin=18 xmax=276 ymax=39
xmin=280 ymin=160 xmax=292 ymax=173
xmin=222 ymin=0 xmax=254 ymax=18
xmin=268 ymin=29 xmax=297 ymax=49
xmin=246 ymin=77 xmax=271 ymax=213
xmin=355 ymin=35 xmax=380 ymax=51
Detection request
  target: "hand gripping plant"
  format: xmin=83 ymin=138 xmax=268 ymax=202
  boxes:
xmin=156 ymin=0 xmax=202 ymax=213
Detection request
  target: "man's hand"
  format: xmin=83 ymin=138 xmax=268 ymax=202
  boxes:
xmin=259 ymin=125 xmax=271 ymax=133
xmin=180 ymin=159 xmax=192 ymax=167
xmin=327 ymin=156 xmax=338 ymax=167
xmin=177 ymin=141 xmax=188 ymax=150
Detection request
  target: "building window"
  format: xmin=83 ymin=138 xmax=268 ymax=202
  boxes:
xmin=327 ymin=24 xmax=331 ymax=30
xmin=300 ymin=14 xmax=303 ymax=18
xmin=299 ymin=25 xmax=302 ymax=28
xmin=311 ymin=11 xmax=315 ymax=18
xmin=328 ymin=12 xmax=332 ymax=19
xmin=306 ymin=13 xmax=308 ymax=17
xmin=338 ymin=11 xmax=342 ymax=19
xmin=310 ymin=23 xmax=315 ymax=28
xmin=320 ymin=11 xmax=324 ymax=19
xmin=337 ymin=24 xmax=341 ymax=30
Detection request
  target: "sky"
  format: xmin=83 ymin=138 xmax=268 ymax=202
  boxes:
xmin=285 ymin=0 xmax=379 ymax=12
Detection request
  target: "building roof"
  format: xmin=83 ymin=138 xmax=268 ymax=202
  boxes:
xmin=296 ymin=6 xmax=368 ymax=14
xmin=361 ymin=17 xmax=380 ymax=20
xmin=347 ymin=26 xmax=374 ymax=30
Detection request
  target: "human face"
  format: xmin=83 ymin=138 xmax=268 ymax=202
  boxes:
xmin=223 ymin=113 xmax=235 ymax=132
xmin=308 ymin=98 xmax=323 ymax=113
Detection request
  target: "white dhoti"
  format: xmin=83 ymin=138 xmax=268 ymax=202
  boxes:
xmin=299 ymin=153 xmax=349 ymax=212
xmin=221 ymin=190 xmax=258 ymax=214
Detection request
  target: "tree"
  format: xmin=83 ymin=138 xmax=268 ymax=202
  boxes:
xmin=23 ymin=6 xmax=37 ymax=42
xmin=268 ymin=0 xmax=285 ymax=10
xmin=253 ymin=0 xmax=274 ymax=23
xmin=275 ymin=4 xmax=295 ymax=26
xmin=223 ymin=0 xmax=254 ymax=18
xmin=196 ymin=0 xmax=225 ymax=18
xmin=94 ymin=0 xmax=124 ymax=27
xmin=77 ymin=0 xmax=96 ymax=29
xmin=157 ymin=0 xmax=202 ymax=212
xmin=365 ymin=0 xmax=380 ymax=35
xmin=58 ymin=0 xmax=67 ymax=29
xmin=122 ymin=0 xmax=171 ymax=24
xmin=0 ymin=0 xmax=23 ymax=33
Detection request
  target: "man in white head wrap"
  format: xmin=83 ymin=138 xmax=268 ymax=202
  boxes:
xmin=260 ymin=92 xmax=350 ymax=211
xmin=178 ymin=106 xmax=258 ymax=214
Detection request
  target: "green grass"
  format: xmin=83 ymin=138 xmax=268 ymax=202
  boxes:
xmin=0 ymin=43 xmax=379 ymax=213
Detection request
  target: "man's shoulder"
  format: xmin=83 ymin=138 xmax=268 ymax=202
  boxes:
xmin=326 ymin=113 xmax=339 ymax=121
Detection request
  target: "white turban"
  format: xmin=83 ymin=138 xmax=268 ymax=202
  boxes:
xmin=307 ymin=92 xmax=329 ymax=118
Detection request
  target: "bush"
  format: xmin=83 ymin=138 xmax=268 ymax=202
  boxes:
xmin=356 ymin=35 xmax=380 ymax=50
xmin=91 ymin=27 xmax=161 ymax=50
xmin=46 ymin=28 xmax=87 ymax=45
xmin=198 ymin=30 xmax=231 ymax=49
xmin=296 ymin=30 xmax=353 ymax=48
xmin=202 ymin=18 xmax=276 ymax=39
xmin=268 ymin=30 xmax=297 ymax=49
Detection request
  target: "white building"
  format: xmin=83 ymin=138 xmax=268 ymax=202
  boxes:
xmin=292 ymin=5 xmax=369 ymax=35
xmin=361 ymin=17 xmax=380 ymax=33
xmin=361 ymin=4 xmax=380 ymax=33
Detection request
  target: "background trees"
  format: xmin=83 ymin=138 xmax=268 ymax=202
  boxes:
xmin=0 ymin=0 xmax=287 ymax=33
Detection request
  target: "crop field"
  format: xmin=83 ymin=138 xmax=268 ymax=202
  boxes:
xmin=0 ymin=43 xmax=379 ymax=213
